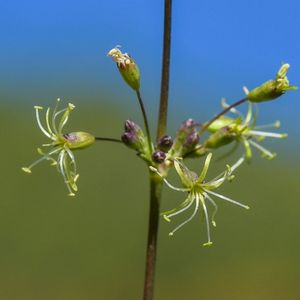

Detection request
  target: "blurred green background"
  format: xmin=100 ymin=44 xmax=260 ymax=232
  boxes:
xmin=1 ymin=0 xmax=300 ymax=299
xmin=1 ymin=99 xmax=300 ymax=300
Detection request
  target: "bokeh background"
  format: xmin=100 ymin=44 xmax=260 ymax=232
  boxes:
xmin=1 ymin=0 xmax=300 ymax=299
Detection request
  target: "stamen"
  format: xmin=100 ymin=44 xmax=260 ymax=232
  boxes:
xmin=248 ymin=140 xmax=276 ymax=159
xmin=200 ymin=195 xmax=213 ymax=247
xmin=169 ymin=195 xmax=200 ymax=236
xmin=255 ymin=120 xmax=281 ymax=129
xmin=58 ymin=104 xmax=75 ymax=133
xmin=58 ymin=150 xmax=75 ymax=195
xmin=241 ymin=138 xmax=252 ymax=160
xmin=244 ymin=101 xmax=253 ymax=125
xmin=164 ymin=194 xmax=195 ymax=220
xmin=37 ymin=147 xmax=58 ymax=165
xmin=230 ymin=156 xmax=245 ymax=172
xmin=197 ymin=153 xmax=212 ymax=183
xmin=205 ymin=193 xmax=218 ymax=227
xmin=34 ymin=106 xmax=53 ymax=139
xmin=65 ymin=146 xmax=77 ymax=175
xmin=45 ymin=107 xmax=55 ymax=136
xmin=204 ymin=189 xmax=250 ymax=210
xmin=23 ymin=147 xmax=61 ymax=171
xmin=51 ymin=98 xmax=61 ymax=135
xmin=246 ymin=130 xmax=287 ymax=139
xmin=53 ymin=108 xmax=67 ymax=134
xmin=149 ymin=166 xmax=189 ymax=192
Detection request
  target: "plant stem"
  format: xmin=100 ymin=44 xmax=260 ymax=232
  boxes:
xmin=143 ymin=1 xmax=172 ymax=300
xmin=95 ymin=137 xmax=123 ymax=143
xmin=200 ymin=97 xmax=248 ymax=134
xmin=156 ymin=0 xmax=172 ymax=141
xmin=136 ymin=90 xmax=153 ymax=152
xmin=143 ymin=174 xmax=163 ymax=300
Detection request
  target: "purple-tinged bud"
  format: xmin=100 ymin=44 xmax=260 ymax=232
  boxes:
xmin=121 ymin=132 xmax=137 ymax=146
xmin=124 ymin=119 xmax=142 ymax=133
xmin=121 ymin=120 xmax=146 ymax=152
xmin=152 ymin=150 xmax=166 ymax=164
xmin=157 ymin=135 xmax=173 ymax=152
xmin=180 ymin=118 xmax=197 ymax=131
xmin=184 ymin=131 xmax=200 ymax=149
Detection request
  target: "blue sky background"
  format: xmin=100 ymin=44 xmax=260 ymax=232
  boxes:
xmin=1 ymin=0 xmax=299 ymax=136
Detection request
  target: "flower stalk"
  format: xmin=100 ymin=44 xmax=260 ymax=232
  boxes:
xmin=143 ymin=1 xmax=172 ymax=300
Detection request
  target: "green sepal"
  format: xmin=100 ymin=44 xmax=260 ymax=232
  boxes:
xmin=64 ymin=132 xmax=95 ymax=150
xmin=118 ymin=60 xmax=140 ymax=91
xmin=204 ymin=126 xmax=236 ymax=149
xmin=208 ymin=116 xmax=241 ymax=133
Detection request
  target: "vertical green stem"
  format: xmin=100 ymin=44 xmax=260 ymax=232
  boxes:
xmin=143 ymin=1 xmax=172 ymax=300
xmin=143 ymin=174 xmax=163 ymax=300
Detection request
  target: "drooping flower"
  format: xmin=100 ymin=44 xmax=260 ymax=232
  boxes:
xmin=205 ymin=99 xmax=287 ymax=160
xmin=22 ymin=99 xmax=95 ymax=196
xmin=150 ymin=153 xmax=249 ymax=246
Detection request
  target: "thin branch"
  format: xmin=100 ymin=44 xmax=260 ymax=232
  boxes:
xmin=95 ymin=137 xmax=123 ymax=143
xmin=136 ymin=90 xmax=153 ymax=152
xmin=200 ymin=97 xmax=248 ymax=134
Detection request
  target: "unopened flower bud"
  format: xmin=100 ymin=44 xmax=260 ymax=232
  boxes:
xmin=121 ymin=131 xmax=137 ymax=145
xmin=124 ymin=119 xmax=140 ymax=132
xmin=122 ymin=120 xmax=146 ymax=152
xmin=184 ymin=131 xmax=200 ymax=149
xmin=64 ymin=132 xmax=95 ymax=149
xmin=248 ymin=64 xmax=297 ymax=103
xmin=204 ymin=126 xmax=235 ymax=149
xmin=208 ymin=116 xmax=239 ymax=133
xmin=152 ymin=150 xmax=166 ymax=163
xmin=108 ymin=46 xmax=140 ymax=91
xmin=180 ymin=118 xmax=197 ymax=131
xmin=157 ymin=135 xmax=173 ymax=152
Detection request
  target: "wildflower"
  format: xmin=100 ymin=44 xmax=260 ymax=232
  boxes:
xmin=205 ymin=99 xmax=288 ymax=160
xmin=22 ymin=99 xmax=95 ymax=196
xmin=108 ymin=46 xmax=140 ymax=91
xmin=248 ymin=63 xmax=297 ymax=102
xmin=150 ymin=153 xmax=249 ymax=246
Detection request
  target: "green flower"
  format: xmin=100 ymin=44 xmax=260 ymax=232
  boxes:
xmin=205 ymin=99 xmax=287 ymax=160
xmin=248 ymin=63 xmax=297 ymax=102
xmin=22 ymin=99 xmax=95 ymax=196
xmin=150 ymin=154 xmax=249 ymax=246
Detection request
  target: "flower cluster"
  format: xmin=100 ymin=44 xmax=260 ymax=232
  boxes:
xmin=22 ymin=49 xmax=297 ymax=248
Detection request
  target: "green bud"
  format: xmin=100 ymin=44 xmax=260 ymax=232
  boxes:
xmin=63 ymin=132 xmax=95 ymax=149
xmin=108 ymin=47 xmax=140 ymax=91
xmin=204 ymin=126 xmax=236 ymax=149
xmin=208 ymin=116 xmax=241 ymax=133
xmin=248 ymin=64 xmax=297 ymax=103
